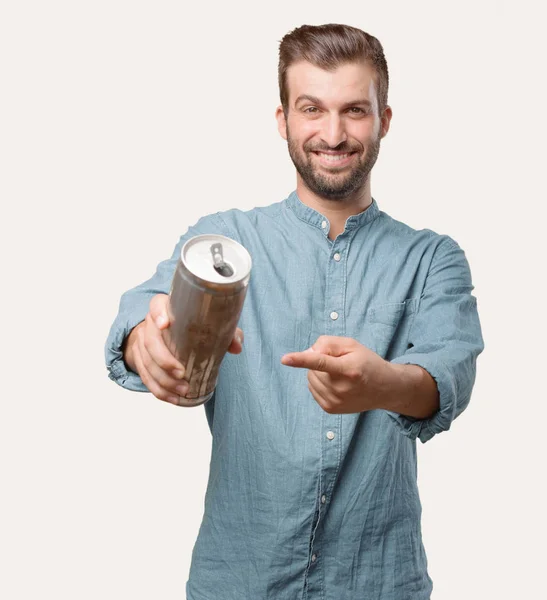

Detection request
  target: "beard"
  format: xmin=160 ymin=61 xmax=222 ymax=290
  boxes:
xmin=286 ymin=125 xmax=381 ymax=201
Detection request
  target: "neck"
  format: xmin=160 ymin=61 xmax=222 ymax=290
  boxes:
xmin=295 ymin=175 xmax=373 ymax=240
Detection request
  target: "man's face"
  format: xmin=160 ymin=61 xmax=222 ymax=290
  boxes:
xmin=277 ymin=60 xmax=390 ymax=201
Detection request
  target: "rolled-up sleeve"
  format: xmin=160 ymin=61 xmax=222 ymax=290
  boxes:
xmin=387 ymin=237 xmax=485 ymax=443
xmin=104 ymin=212 xmax=232 ymax=392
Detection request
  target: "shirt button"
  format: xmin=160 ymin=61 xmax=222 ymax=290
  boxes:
xmin=321 ymin=220 xmax=327 ymax=229
xmin=330 ymin=311 xmax=339 ymax=320
xmin=333 ymin=253 xmax=341 ymax=261
xmin=326 ymin=431 xmax=335 ymax=440
xmin=311 ymin=554 xmax=317 ymax=562
xmin=321 ymin=495 xmax=326 ymax=504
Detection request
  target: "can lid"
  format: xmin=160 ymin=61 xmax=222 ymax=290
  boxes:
xmin=181 ymin=234 xmax=252 ymax=284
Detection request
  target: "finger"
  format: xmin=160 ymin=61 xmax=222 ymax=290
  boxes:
xmin=138 ymin=327 xmax=190 ymax=396
xmin=307 ymin=372 xmax=335 ymax=412
xmin=143 ymin=313 xmax=186 ymax=377
xmin=149 ymin=293 xmax=171 ymax=330
xmin=307 ymin=368 xmax=332 ymax=388
xmin=281 ymin=349 xmax=344 ymax=375
xmin=308 ymin=371 xmax=342 ymax=413
xmin=227 ymin=327 xmax=244 ymax=354
xmin=133 ymin=339 xmax=181 ymax=405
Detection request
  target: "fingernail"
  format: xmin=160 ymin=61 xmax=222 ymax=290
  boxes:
xmin=167 ymin=395 xmax=179 ymax=404
xmin=156 ymin=315 xmax=167 ymax=328
xmin=236 ymin=334 xmax=242 ymax=344
xmin=173 ymin=369 xmax=185 ymax=379
xmin=176 ymin=383 xmax=189 ymax=395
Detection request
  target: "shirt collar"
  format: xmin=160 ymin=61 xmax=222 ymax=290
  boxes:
xmin=286 ymin=190 xmax=380 ymax=236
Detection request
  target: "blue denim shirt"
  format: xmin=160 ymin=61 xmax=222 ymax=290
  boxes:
xmin=105 ymin=191 xmax=484 ymax=600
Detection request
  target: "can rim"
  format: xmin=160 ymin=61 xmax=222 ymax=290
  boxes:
xmin=180 ymin=233 xmax=252 ymax=285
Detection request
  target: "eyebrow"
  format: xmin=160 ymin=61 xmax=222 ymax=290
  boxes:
xmin=294 ymin=94 xmax=372 ymax=108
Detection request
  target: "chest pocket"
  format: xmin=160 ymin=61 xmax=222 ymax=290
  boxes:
xmin=362 ymin=299 xmax=417 ymax=360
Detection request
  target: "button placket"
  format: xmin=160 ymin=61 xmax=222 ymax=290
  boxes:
xmin=310 ymin=234 xmax=345 ymax=595
xmin=326 ymin=238 xmax=346 ymax=333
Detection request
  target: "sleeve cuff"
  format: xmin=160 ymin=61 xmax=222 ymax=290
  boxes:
xmin=105 ymin=309 xmax=151 ymax=393
xmin=386 ymin=353 xmax=457 ymax=443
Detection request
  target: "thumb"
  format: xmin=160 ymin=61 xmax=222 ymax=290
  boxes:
xmin=311 ymin=335 xmax=354 ymax=358
xmin=149 ymin=293 xmax=171 ymax=330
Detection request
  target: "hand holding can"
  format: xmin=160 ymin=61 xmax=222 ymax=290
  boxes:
xmin=123 ymin=293 xmax=245 ymax=405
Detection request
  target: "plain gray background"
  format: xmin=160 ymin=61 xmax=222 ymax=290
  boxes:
xmin=1 ymin=1 xmax=545 ymax=598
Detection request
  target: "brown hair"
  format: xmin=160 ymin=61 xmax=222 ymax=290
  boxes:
xmin=278 ymin=24 xmax=389 ymax=117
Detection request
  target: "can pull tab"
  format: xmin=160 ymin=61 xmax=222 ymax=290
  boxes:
xmin=210 ymin=243 xmax=234 ymax=277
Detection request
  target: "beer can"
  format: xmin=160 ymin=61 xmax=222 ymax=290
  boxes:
xmin=165 ymin=234 xmax=252 ymax=407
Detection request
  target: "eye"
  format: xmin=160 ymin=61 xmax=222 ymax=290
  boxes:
xmin=303 ymin=107 xmax=319 ymax=114
xmin=348 ymin=107 xmax=366 ymax=114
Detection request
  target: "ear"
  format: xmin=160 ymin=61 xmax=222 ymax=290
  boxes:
xmin=275 ymin=105 xmax=288 ymax=141
xmin=380 ymin=105 xmax=393 ymax=139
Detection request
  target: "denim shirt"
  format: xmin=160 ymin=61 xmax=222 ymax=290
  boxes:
xmin=105 ymin=191 xmax=484 ymax=600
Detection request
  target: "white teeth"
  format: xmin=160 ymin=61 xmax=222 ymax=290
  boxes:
xmin=317 ymin=153 xmax=351 ymax=161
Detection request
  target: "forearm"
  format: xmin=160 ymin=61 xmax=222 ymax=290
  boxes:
xmin=380 ymin=363 xmax=440 ymax=419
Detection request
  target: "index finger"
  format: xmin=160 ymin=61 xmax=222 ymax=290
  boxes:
xmin=281 ymin=349 xmax=344 ymax=375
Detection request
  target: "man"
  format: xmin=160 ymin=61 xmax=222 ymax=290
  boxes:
xmin=105 ymin=23 xmax=484 ymax=600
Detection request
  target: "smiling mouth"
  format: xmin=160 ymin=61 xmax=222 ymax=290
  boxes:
xmin=312 ymin=151 xmax=358 ymax=166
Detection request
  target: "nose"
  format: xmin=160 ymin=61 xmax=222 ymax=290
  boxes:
xmin=320 ymin=113 xmax=348 ymax=148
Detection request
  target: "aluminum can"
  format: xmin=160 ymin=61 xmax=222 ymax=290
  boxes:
xmin=165 ymin=233 xmax=252 ymax=406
